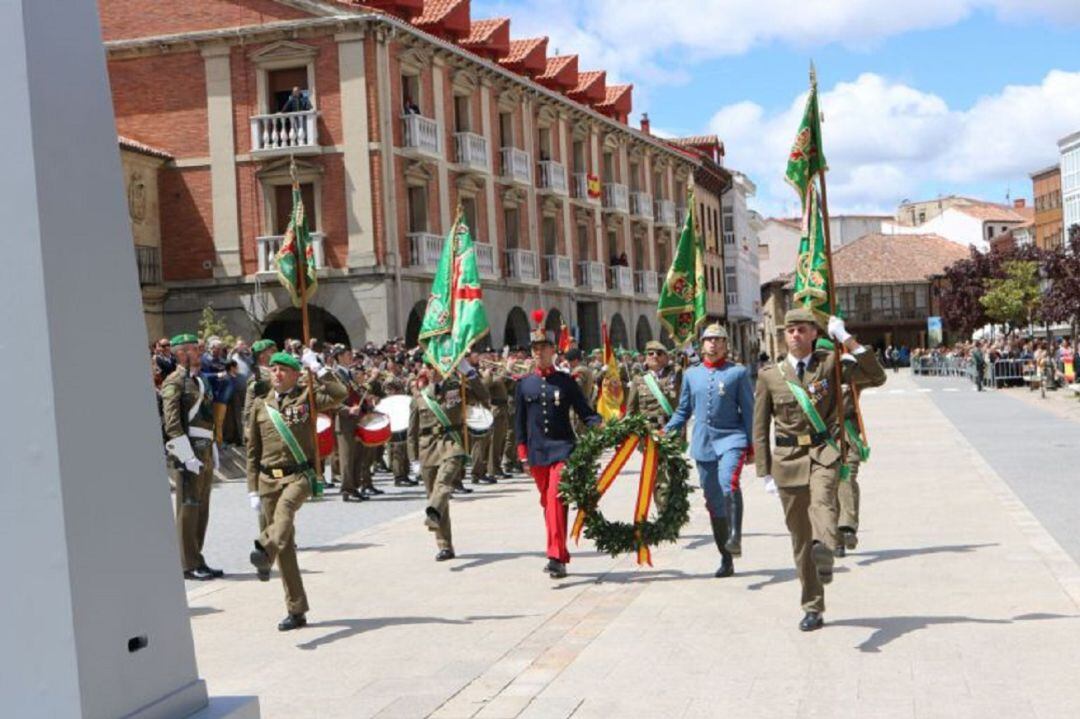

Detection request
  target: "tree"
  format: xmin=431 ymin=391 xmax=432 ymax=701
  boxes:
xmin=939 ymin=246 xmax=996 ymax=337
xmin=1038 ymin=224 xmax=1080 ymax=331
xmin=979 ymin=260 xmax=1041 ymax=332
xmin=198 ymin=304 xmax=236 ymax=346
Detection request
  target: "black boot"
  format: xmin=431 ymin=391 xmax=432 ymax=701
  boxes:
xmin=725 ymin=489 xmax=743 ymax=557
xmin=710 ymin=514 xmax=734 ymax=578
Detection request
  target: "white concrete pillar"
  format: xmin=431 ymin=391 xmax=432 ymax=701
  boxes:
xmin=337 ymin=30 xmax=376 ymax=268
xmin=523 ymin=98 xmax=539 ymax=253
xmin=433 ymin=56 xmax=451 ymax=233
xmin=481 ymin=79 xmax=497 ymax=256
xmin=202 ymin=44 xmax=242 ymax=277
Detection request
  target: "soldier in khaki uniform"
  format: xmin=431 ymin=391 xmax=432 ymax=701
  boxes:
xmin=247 ymin=352 xmax=347 ymax=631
xmin=485 ymin=356 xmax=512 ymax=479
xmin=626 ymin=340 xmax=681 ymax=509
xmin=752 ymin=308 xmax=885 ymax=632
xmin=162 ymin=333 xmax=223 ymax=581
xmin=242 ymin=339 xmax=276 ymax=433
xmin=408 ymin=360 xmax=488 ymax=561
xmin=467 ymin=351 xmax=497 ymax=485
xmin=354 ymin=365 xmax=386 ymax=497
xmin=330 ymin=346 xmax=368 ymax=502
xmin=383 ymin=360 xmax=417 ymax=487
xmin=566 ymin=348 xmax=595 ymax=438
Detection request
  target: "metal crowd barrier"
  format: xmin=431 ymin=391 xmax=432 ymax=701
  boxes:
xmin=913 ymin=356 xmax=974 ymax=381
xmin=989 ymin=358 xmax=1031 ymax=389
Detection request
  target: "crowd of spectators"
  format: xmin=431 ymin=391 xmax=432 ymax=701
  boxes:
xmin=912 ymin=336 xmax=1075 ymax=389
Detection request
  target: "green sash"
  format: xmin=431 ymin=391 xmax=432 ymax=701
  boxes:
xmin=642 ymin=373 xmax=675 ymax=416
xmin=265 ymin=406 xmax=318 ymax=492
xmin=844 ymin=419 xmax=870 ymax=462
xmin=784 ymin=380 xmax=851 ymax=481
xmin=420 ymin=389 xmax=466 ymax=455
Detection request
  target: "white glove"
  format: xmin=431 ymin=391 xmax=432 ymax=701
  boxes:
xmin=302 ymin=353 xmax=322 ymax=373
xmin=183 ymin=457 xmax=204 ymax=474
xmin=248 ymin=491 xmax=261 ymax=512
xmin=763 ymin=475 xmax=778 ymax=496
xmin=211 ymin=442 xmax=220 ymax=470
xmin=827 ymin=315 xmax=851 ymax=343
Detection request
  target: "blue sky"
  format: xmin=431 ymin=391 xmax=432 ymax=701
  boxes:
xmin=472 ymin=1 xmax=1080 ymax=216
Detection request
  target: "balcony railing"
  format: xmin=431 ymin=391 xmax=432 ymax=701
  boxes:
xmin=501 ymin=147 xmax=532 ymax=185
xmin=578 ymin=260 xmax=606 ymax=292
xmin=610 ymin=265 xmax=633 ymax=295
xmin=572 ymin=173 xmax=599 ymax=202
xmin=251 ymin=110 xmax=319 ymax=154
xmin=655 ymin=200 xmax=677 ymax=227
xmin=603 ymin=183 xmax=629 ymax=213
xmin=454 ymin=132 xmax=489 ymax=172
xmin=676 ymin=206 xmax=689 ymax=228
xmin=544 ymin=254 xmax=574 ymax=288
xmin=537 ymin=161 xmax=569 ymax=196
xmin=475 ymin=241 xmax=496 ymax=279
xmin=401 ymin=114 xmax=440 ymax=157
xmin=630 ymin=191 xmax=654 ymax=221
xmin=727 ymin=292 xmax=739 ymax=306
xmin=635 ymin=269 xmax=659 ymax=299
xmin=408 ymin=232 xmax=444 ymax=271
xmin=505 ymin=248 xmax=539 ymax=282
xmin=256 ymin=233 xmax=326 ymax=274
xmin=135 ymin=245 xmax=161 ymax=286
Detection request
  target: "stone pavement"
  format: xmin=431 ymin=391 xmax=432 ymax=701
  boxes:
xmin=186 ymin=369 xmax=1080 ymax=718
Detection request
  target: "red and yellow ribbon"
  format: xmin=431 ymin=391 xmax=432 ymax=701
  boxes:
xmin=571 ymin=433 xmax=661 ymax=567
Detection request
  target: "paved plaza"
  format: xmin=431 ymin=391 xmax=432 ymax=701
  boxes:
xmin=186 ymin=369 xmax=1080 ymax=718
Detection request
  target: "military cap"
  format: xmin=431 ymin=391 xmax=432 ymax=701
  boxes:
xmin=701 ymin=323 xmax=728 ymax=340
xmin=815 ymin=337 xmax=835 ymax=351
xmin=784 ymin=307 xmax=819 ymax=326
xmin=530 ymin=327 xmax=554 ymax=345
xmin=269 ymin=351 xmax=301 ymax=371
xmin=644 ymin=340 xmax=669 ymax=353
xmin=328 ymin=343 xmax=350 ymax=358
xmin=170 ymin=333 xmax=199 ymax=347
xmin=251 ymin=339 xmax=276 ymax=354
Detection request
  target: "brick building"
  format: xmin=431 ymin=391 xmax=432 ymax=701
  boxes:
xmin=100 ymin=0 xmax=699 ymax=350
xmin=119 ymin=136 xmax=171 ymax=341
xmin=1031 ymin=164 xmax=1064 ymax=250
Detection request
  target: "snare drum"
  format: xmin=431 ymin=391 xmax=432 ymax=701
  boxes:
xmin=466 ymin=405 xmax=494 ymax=437
xmin=355 ymin=411 xmax=391 ymax=447
xmin=316 ymin=414 xmax=334 ymax=458
xmin=375 ymin=395 xmax=411 ymax=443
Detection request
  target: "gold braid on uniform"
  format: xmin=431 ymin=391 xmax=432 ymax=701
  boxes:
xmin=559 ymin=414 xmax=692 ymax=558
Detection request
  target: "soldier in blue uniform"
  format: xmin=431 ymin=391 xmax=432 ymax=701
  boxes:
xmin=664 ymin=323 xmax=754 ymax=577
xmin=515 ymin=321 xmax=601 ymax=579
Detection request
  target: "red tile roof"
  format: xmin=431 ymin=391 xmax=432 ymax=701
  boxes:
xmin=500 ymin=36 xmax=547 ymax=66
xmin=955 ymin=201 xmax=1031 ymax=223
xmin=831 ymin=233 xmax=970 ymax=285
xmin=353 ymin=0 xmax=425 ymax=20
xmin=413 ymin=0 xmax=471 ymax=38
xmin=598 ymin=83 xmax=631 ymax=107
xmin=460 ymin=17 xmax=506 ymax=45
xmin=538 ymin=54 xmax=575 ymax=80
xmin=669 ymin=135 xmax=720 ymax=147
xmin=118 ymin=135 xmax=172 ymax=160
xmin=458 ymin=17 xmax=510 ymax=59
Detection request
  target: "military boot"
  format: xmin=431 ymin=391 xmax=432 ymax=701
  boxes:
xmin=710 ymin=514 xmax=734 ymax=578
xmin=725 ymin=489 xmax=743 ymax=557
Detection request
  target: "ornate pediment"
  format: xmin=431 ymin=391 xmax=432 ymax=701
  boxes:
xmin=249 ymin=40 xmax=317 ymax=67
xmin=256 ymin=157 xmax=323 ymax=182
xmin=404 ymin=159 xmax=434 ymax=185
xmin=398 ymin=46 xmax=433 ymax=74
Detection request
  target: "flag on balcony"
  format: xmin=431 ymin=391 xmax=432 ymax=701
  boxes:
xmin=657 ymin=199 xmax=706 ymax=347
xmin=793 ymin=184 xmax=835 ymax=320
xmin=418 ymin=211 xmax=490 ymax=377
xmin=785 ymin=70 xmax=827 ymax=207
xmin=586 ymin=174 xmax=602 ymax=199
xmin=595 ymin=321 xmax=625 ymax=422
xmin=558 ymin=323 xmax=572 ymax=353
xmin=275 ymin=182 xmax=318 ymax=307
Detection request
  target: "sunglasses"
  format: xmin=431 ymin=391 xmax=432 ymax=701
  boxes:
xmin=646 ymin=350 xmax=665 ymax=356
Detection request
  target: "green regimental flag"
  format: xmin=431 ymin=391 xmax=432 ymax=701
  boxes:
xmin=785 ymin=73 xmax=828 ymax=207
xmin=793 ymin=184 xmax=834 ymax=320
xmin=275 ymin=183 xmax=318 ymax=307
xmin=657 ymin=195 xmax=706 ymax=347
xmin=419 ymin=211 xmax=490 ymax=377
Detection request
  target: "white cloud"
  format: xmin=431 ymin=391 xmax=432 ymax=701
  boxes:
xmin=709 ymin=70 xmax=1080 ymax=216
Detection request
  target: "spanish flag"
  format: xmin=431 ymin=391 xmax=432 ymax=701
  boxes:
xmin=558 ymin=323 xmax=571 ymax=353
xmin=595 ymin=322 xmax=625 ymax=421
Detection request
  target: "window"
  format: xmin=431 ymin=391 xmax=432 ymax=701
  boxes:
xmin=607 ymin=229 xmax=618 ymax=263
xmin=629 ymin=162 xmax=640 ymax=192
xmin=603 ymin=152 xmax=615 ymax=183
xmin=653 ymin=173 xmax=663 ymax=200
xmin=274 ymin=183 xmax=316 ymax=233
xmin=461 ymin=196 xmax=478 ymax=239
xmin=504 ymin=207 xmax=519 ymax=249
xmin=573 ymin=140 xmax=586 ymax=174
xmin=537 ymin=127 xmax=552 ymax=162
xmin=542 ymin=217 xmax=557 ymax=256
xmin=453 ymin=95 xmax=471 ymax=133
xmin=401 ymin=74 xmax=421 ymax=114
xmin=499 ymin=112 xmax=513 ymax=148
xmin=723 ymin=211 xmax=734 ymax=232
xmin=268 ymin=67 xmax=311 ymax=114
xmin=407 ymin=186 xmax=428 ymax=233
xmin=576 ymin=224 xmax=590 ymax=263
xmin=987 ymin=225 xmax=995 ymax=239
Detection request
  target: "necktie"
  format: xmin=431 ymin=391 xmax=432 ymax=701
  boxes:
xmin=797 ymin=361 xmax=806 ymax=382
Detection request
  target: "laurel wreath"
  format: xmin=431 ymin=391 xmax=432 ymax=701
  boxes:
xmin=559 ymin=414 xmax=692 ymax=557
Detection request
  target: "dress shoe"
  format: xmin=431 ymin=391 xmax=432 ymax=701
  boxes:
xmin=834 ymin=544 xmax=846 ymax=558
xmin=250 ymin=543 xmax=271 ymax=582
xmin=435 ymin=548 xmax=456 ymax=561
xmin=366 ymin=486 xmax=385 ymax=496
xmin=497 ymin=471 xmax=513 ymax=479
xmin=811 ymin=542 xmax=834 ymax=585
xmin=546 ymin=560 xmax=567 ymax=579
xmin=453 ymin=485 xmax=473 ymax=495
xmin=714 ymin=554 xmax=734 ymax=578
xmin=840 ymin=527 xmax=859 ymax=550
xmin=799 ymin=611 xmax=824 ymax=632
xmin=184 ymin=567 xmax=214 ymax=581
xmin=342 ymin=489 xmax=368 ymax=502
xmin=394 ymin=477 xmax=415 ymax=487
xmin=479 ymin=475 xmax=498 ymax=484
xmin=198 ymin=564 xmax=225 ymax=578
xmin=278 ymin=613 xmax=307 ymax=631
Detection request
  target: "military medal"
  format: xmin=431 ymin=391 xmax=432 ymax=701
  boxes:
xmin=554 ymin=389 xmax=561 ymax=407
xmin=716 ymin=380 xmax=726 ymax=397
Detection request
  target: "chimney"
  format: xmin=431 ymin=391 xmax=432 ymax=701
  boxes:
xmin=640 ymin=113 xmax=650 ymax=135
xmin=1013 ymin=198 xmax=1026 ymax=209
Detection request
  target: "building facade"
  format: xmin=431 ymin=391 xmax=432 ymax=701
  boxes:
xmin=100 ymin=0 xmax=697 ymax=352
xmin=119 ymin=136 xmax=171 ymax=341
xmin=721 ymin=172 xmax=760 ymax=364
xmin=1031 ymin=164 xmax=1064 ymax=250
xmin=757 ymin=213 xmax=890 ymax=285
xmin=1060 ymin=130 xmax=1080 ymax=239
xmin=883 ymin=197 xmax=1032 ymax=252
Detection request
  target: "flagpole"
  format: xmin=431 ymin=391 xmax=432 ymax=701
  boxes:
xmin=809 ymin=66 xmax=849 ymax=462
xmin=451 ymin=204 xmax=470 ymax=455
xmin=290 ymin=156 xmax=324 ymax=486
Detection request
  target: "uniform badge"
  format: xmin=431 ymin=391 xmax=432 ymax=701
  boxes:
xmin=716 ymin=380 xmax=726 ymax=397
xmin=554 ymin=389 xmax=561 ymax=407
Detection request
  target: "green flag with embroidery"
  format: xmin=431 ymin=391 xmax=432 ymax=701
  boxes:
xmin=793 ymin=184 xmax=834 ymax=321
xmin=657 ymin=196 xmax=706 ymax=347
xmin=785 ymin=75 xmax=827 ymax=207
xmin=275 ymin=183 xmax=318 ymax=307
xmin=419 ymin=211 xmax=490 ymax=377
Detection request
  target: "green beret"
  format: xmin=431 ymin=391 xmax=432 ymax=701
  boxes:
xmin=784 ymin=307 xmax=819 ymax=327
xmin=251 ymin=339 xmax=277 ymax=354
xmin=170 ymin=333 xmax=199 ymax=347
xmin=269 ymin=352 xmax=301 ymax=371
xmin=816 ymin=338 xmax=835 ymax=351
xmin=701 ymin=323 xmax=728 ymax=340
xmin=645 ymin=340 xmax=669 ymax=353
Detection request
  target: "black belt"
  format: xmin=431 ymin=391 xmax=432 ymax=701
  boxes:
xmin=775 ymin=431 xmax=830 ymax=448
xmin=259 ymin=461 xmax=312 ymax=478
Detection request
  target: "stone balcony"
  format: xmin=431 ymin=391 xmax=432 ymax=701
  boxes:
xmin=401 ymin=114 xmax=440 ymax=158
xmin=454 ymin=132 xmax=489 ymax=172
xmin=537 ymin=161 xmax=568 ymax=196
xmin=500 ymin=147 xmax=532 ymax=186
xmin=256 ymin=232 xmax=326 ymax=275
xmin=603 ymin=183 xmax=629 ymax=213
xmin=250 ymin=110 xmax=319 ymax=156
